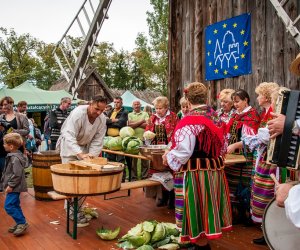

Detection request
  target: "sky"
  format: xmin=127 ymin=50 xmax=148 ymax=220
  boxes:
xmin=0 ymin=0 xmax=152 ymax=51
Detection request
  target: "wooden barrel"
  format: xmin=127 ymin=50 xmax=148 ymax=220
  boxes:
xmin=32 ymin=151 xmax=61 ymax=200
xmin=50 ymin=162 xmax=124 ymax=195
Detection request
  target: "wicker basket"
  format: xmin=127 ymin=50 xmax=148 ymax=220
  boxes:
xmin=50 ymin=161 xmax=124 ymax=195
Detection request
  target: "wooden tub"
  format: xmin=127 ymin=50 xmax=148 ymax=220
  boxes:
xmin=32 ymin=150 xmax=61 ymax=200
xmin=50 ymin=161 xmax=124 ymax=196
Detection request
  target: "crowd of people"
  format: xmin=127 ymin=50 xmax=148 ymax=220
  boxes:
xmin=0 ymin=71 xmax=299 ymax=248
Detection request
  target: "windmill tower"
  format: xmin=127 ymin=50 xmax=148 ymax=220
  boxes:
xmin=53 ymin=0 xmax=112 ymax=98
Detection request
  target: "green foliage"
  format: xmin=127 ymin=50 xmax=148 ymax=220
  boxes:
xmin=0 ymin=0 xmax=169 ymax=92
xmin=92 ymin=42 xmax=116 ymax=87
xmin=0 ymin=28 xmax=39 ymax=87
xmin=146 ymin=0 xmax=169 ymax=94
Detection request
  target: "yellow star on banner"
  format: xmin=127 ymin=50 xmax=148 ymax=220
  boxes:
xmin=234 ymin=65 xmax=238 ymax=70
xmin=209 ymin=62 xmax=212 ymax=66
xmin=224 ymin=70 xmax=228 ymax=75
xmin=243 ymin=41 xmax=248 ymax=46
xmin=240 ymin=29 xmax=245 ymax=35
xmin=223 ymin=23 xmax=227 ymax=28
xmin=241 ymin=53 xmax=245 ymax=58
xmin=207 ymin=52 xmax=210 ymax=56
xmin=208 ymin=40 xmax=212 ymax=44
xmin=233 ymin=23 xmax=237 ymax=28
xmin=214 ymin=29 xmax=218 ymax=34
xmin=214 ymin=69 xmax=219 ymax=74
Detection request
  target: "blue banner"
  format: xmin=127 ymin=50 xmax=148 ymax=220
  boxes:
xmin=205 ymin=13 xmax=251 ymax=81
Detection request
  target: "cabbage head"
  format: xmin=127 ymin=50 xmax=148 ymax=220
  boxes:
xmin=103 ymin=136 xmax=111 ymax=149
xmin=122 ymin=137 xmax=143 ymax=155
xmin=107 ymin=136 xmax=123 ymax=151
xmin=96 ymin=227 xmax=120 ymax=240
xmin=120 ymin=126 xmax=135 ymax=138
xmin=143 ymin=131 xmax=156 ymax=140
xmin=151 ymin=223 xmax=166 ymax=243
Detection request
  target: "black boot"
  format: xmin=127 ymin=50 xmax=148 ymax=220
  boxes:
xmin=156 ymin=190 xmax=169 ymax=207
xmin=253 ymin=236 xmax=267 ymax=245
xmin=167 ymin=190 xmax=175 ymax=209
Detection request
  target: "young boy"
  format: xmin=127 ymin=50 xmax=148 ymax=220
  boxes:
xmin=1 ymin=133 xmax=28 ymax=236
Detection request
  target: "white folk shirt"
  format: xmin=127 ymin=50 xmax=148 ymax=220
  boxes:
xmin=166 ymin=125 xmax=205 ymax=172
xmin=285 ymin=184 xmax=300 ymax=228
xmin=57 ymin=105 xmax=107 ymax=158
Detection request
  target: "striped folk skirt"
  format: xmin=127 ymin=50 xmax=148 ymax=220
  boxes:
xmin=175 ymin=157 xmax=232 ymax=243
xmin=224 ymin=162 xmax=253 ymax=203
xmin=251 ymin=161 xmax=277 ymax=223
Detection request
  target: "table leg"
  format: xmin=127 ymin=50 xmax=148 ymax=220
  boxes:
xmin=66 ymin=196 xmax=86 ymax=239
xmin=125 ymin=156 xmax=132 ymax=196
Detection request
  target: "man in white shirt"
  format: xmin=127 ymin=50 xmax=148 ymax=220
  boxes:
xmin=57 ymin=96 xmax=107 ymax=162
xmin=57 ymin=95 xmax=107 ymax=227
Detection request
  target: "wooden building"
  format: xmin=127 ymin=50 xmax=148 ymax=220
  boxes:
xmin=51 ymin=66 xmax=161 ymax=105
xmin=168 ymin=0 xmax=300 ymax=111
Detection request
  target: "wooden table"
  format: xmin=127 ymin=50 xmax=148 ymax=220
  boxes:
xmin=102 ymin=149 xmax=247 ymax=165
xmin=102 ymin=149 xmax=149 ymax=160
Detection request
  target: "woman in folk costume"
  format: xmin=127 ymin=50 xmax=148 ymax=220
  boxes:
xmin=177 ymin=97 xmax=190 ymax=120
xmin=145 ymin=96 xmax=178 ymax=208
xmin=226 ymin=89 xmax=260 ymax=224
xmin=241 ymin=82 xmax=279 ymax=245
xmin=146 ymin=96 xmax=178 ymax=145
xmin=162 ymin=82 xmax=232 ymax=247
xmin=217 ymin=88 xmax=236 ymax=124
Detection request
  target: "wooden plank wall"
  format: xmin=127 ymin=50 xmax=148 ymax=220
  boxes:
xmin=168 ymin=0 xmax=300 ymax=111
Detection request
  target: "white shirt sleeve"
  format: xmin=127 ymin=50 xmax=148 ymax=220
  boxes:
xmin=88 ymin=116 xmax=107 ymax=156
xmin=284 ymin=184 xmax=300 ymax=228
xmin=292 ymin=119 xmax=300 ymax=136
xmin=166 ymin=125 xmax=204 ymax=171
xmin=61 ymin=112 xmax=84 ymax=155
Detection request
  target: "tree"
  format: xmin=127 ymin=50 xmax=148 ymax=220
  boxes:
xmin=146 ymin=0 xmax=169 ymax=94
xmin=92 ymin=42 xmax=116 ymax=87
xmin=0 ymin=28 xmax=39 ymax=88
xmin=131 ymin=33 xmax=155 ymax=90
xmin=34 ymin=42 xmax=61 ymax=90
xmin=111 ymin=50 xmax=131 ymax=89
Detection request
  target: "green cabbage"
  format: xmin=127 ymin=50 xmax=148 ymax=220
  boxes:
xmin=96 ymin=227 xmax=120 ymax=240
xmin=136 ymin=245 xmax=154 ymax=250
xmin=127 ymin=231 xmax=151 ymax=247
xmin=120 ymin=126 xmax=135 ymax=138
xmin=103 ymin=136 xmax=111 ymax=149
xmin=143 ymin=221 xmax=155 ymax=233
xmin=158 ymin=243 xmax=180 ymax=249
xmin=122 ymin=137 xmax=143 ymax=154
xmin=151 ymin=223 xmax=166 ymax=243
xmin=143 ymin=131 xmax=156 ymax=140
xmin=118 ymin=220 xmax=179 ymax=250
xmin=162 ymin=223 xmax=180 ymax=237
xmin=107 ymin=136 xmax=123 ymax=151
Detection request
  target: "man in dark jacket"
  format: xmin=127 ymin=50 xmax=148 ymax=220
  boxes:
xmin=49 ymin=97 xmax=71 ymax=150
xmin=106 ymin=96 xmax=128 ymax=181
